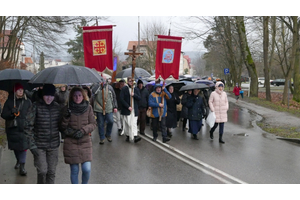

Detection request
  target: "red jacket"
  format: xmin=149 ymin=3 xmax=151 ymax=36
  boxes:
xmin=233 ymin=86 xmax=241 ymax=96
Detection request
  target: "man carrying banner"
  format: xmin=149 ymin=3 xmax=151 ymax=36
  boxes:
xmin=148 ymin=83 xmax=172 ymax=143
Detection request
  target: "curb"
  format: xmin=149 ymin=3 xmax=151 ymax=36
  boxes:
xmin=276 ymin=137 xmax=300 ymax=144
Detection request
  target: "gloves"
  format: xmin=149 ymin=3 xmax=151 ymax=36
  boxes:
xmin=72 ymin=130 xmax=84 ymax=139
xmin=11 ymin=107 xmax=19 ymax=115
xmin=64 ymin=108 xmax=71 ymax=118
xmin=30 ymin=148 xmax=39 ymax=157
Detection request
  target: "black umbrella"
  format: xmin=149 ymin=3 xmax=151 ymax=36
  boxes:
xmin=29 ymin=64 xmax=104 ymax=85
xmin=0 ymin=68 xmax=34 ymax=92
xmin=115 ymin=68 xmax=151 ymax=79
xmin=179 ymin=83 xmax=209 ymax=92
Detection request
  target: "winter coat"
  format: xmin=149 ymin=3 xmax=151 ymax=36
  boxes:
xmin=24 ymin=98 xmax=62 ymax=150
xmin=148 ymin=86 xmax=171 ymax=118
xmin=1 ymin=94 xmax=32 ymax=151
xmin=138 ymin=86 xmax=149 ymax=109
xmin=166 ymin=92 xmax=180 ymax=128
xmin=60 ymin=101 xmax=96 ymax=164
xmin=93 ymin=84 xmax=117 ymax=114
xmin=209 ymin=82 xmax=229 ymax=123
xmin=186 ymin=93 xmax=205 ymax=121
xmin=233 ymin=86 xmax=241 ymax=96
xmin=180 ymin=92 xmax=191 ymax=119
xmin=113 ymin=86 xmax=122 ymax=110
xmin=120 ymin=85 xmax=141 ymax=116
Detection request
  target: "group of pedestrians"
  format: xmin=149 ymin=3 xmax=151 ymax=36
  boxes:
xmin=0 ymin=78 xmax=230 ymax=184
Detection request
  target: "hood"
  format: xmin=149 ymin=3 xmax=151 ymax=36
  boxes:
xmin=154 ymin=84 xmax=162 ymax=91
xmin=215 ymin=81 xmax=224 ymax=88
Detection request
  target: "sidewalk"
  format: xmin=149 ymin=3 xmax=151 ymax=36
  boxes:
xmin=227 ymin=92 xmax=300 ymax=141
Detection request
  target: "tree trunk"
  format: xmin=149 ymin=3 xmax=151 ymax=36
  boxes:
xmin=292 ymin=17 xmax=300 ymax=102
xmin=263 ymin=16 xmax=271 ymax=101
xmin=235 ymin=16 xmax=258 ymax=97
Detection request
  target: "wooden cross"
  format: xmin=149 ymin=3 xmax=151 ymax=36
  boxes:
xmin=124 ymin=45 xmax=143 ymax=109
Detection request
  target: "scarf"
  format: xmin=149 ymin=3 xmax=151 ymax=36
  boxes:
xmin=69 ymin=100 xmax=89 ymax=115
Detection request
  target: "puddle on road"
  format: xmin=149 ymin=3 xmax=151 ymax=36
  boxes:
xmin=228 ymin=102 xmax=262 ymax=129
xmin=233 ymin=133 xmax=249 ymax=137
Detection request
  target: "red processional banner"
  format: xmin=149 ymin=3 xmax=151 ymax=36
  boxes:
xmin=83 ymin=25 xmax=113 ymax=72
xmin=155 ymin=35 xmax=183 ymax=80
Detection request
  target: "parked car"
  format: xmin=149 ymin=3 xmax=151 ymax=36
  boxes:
xmin=241 ymin=76 xmax=249 ymax=82
xmin=270 ymin=79 xmax=290 ymax=86
xmin=258 ymin=77 xmax=265 ymax=85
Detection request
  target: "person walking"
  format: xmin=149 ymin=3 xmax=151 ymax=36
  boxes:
xmin=148 ymin=83 xmax=172 ymax=143
xmin=1 ymin=83 xmax=32 ymax=176
xmin=208 ymin=81 xmax=229 ymax=144
xmin=120 ymin=76 xmax=141 ymax=143
xmin=60 ymin=87 xmax=96 ymax=184
xmin=54 ymin=85 xmax=69 ymax=108
xmin=181 ymin=90 xmax=192 ymax=131
xmin=24 ymin=84 xmax=62 ymax=183
xmin=186 ymin=89 xmax=206 ymax=140
xmin=93 ymin=81 xmax=118 ymax=145
xmin=233 ymin=83 xmax=241 ymax=103
xmin=166 ymin=85 xmax=180 ymax=138
xmin=112 ymin=79 xmax=125 ymax=135
xmin=137 ymin=79 xmax=149 ymax=135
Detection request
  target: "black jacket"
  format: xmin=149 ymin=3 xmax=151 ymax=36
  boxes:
xmin=120 ymin=85 xmax=141 ymax=116
xmin=1 ymin=94 xmax=32 ymax=150
xmin=166 ymin=92 xmax=180 ymax=128
xmin=24 ymin=99 xmax=62 ymax=150
xmin=186 ymin=94 xmax=205 ymax=121
xmin=181 ymin=92 xmax=191 ymax=119
xmin=138 ymin=86 xmax=149 ymax=109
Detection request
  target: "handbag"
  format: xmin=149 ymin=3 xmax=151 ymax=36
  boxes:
xmin=146 ymin=107 xmax=152 ymax=117
xmin=206 ymin=110 xmax=216 ymax=128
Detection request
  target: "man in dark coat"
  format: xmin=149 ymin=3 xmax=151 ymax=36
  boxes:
xmin=166 ymin=85 xmax=180 ymax=137
xmin=137 ymin=79 xmax=149 ymax=135
xmin=112 ymin=79 xmax=125 ymax=135
xmin=24 ymin=84 xmax=62 ymax=184
xmin=120 ymin=76 xmax=141 ymax=143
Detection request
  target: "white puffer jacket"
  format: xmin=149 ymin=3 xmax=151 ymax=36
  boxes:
xmin=208 ymin=81 xmax=229 ymax=123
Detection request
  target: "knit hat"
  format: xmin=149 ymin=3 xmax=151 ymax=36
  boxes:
xmin=43 ymin=84 xmax=56 ymax=96
xmin=137 ymin=79 xmax=143 ymax=85
xmin=14 ymin=83 xmax=24 ymax=92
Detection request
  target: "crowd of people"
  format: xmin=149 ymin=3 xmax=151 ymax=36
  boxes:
xmin=1 ymin=77 xmax=232 ymax=184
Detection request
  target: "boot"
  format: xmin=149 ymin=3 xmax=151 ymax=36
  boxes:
xmin=192 ymin=134 xmax=199 ymax=140
xmin=209 ymin=130 xmax=214 ymax=139
xmin=219 ymin=134 xmax=225 ymax=144
xmin=125 ymin=136 xmax=129 ymax=142
xmin=134 ymin=136 xmax=141 ymax=143
xmin=162 ymin=137 xmax=170 ymax=143
xmin=19 ymin=163 xmax=27 ymax=176
xmin=167 ymin=129 xmax=172 ymax=138
xmin=14 ymin=160 xmax=20 ymax=169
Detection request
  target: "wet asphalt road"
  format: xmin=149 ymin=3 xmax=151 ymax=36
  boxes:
xmin=1 ymin=95 xmax=300 ymax=184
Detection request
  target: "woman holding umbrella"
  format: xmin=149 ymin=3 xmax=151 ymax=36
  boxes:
xmin=60 ymin=87 xmax=96 ymax=184
xmin=186 ymin=88 xmax=206 ymax=140
xmin=1 ymin=83 xmax=32 ymax=176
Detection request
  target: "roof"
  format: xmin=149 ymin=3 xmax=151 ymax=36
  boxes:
xmin=25 ymin=57 xmax=33 ymax=64
xmin=127 ymin=41 xmax=156 ymax=51
xmin=0 ymin=30 xmax=24 ymax=48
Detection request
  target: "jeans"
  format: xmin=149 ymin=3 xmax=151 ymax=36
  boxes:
xmin=210 ymin=122 xmax=225 ymax=135
xmin=97 ymin=112 xmax=114 ymax=140
xmin=70 ymin=161 xmax=91 ymax=184
xmin=152 ymin=117 xmax=167 ymax=139
xmin=14 ymin=150 xmax=27 ymax=164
